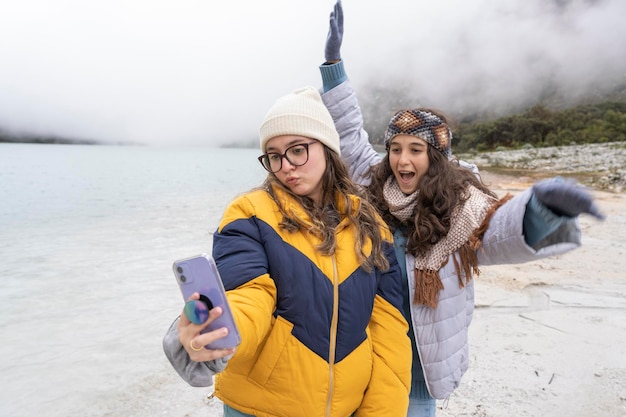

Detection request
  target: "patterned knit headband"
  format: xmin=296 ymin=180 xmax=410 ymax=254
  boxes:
xmin=383 ymin=109 xmax=452 ymax=158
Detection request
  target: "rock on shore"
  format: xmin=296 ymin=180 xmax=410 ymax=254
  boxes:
xmin=460 ymin=141 xmax=626 ymax=192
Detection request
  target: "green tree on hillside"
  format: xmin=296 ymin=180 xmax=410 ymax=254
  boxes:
xmin=454 ymin=102 xmax=626 ymax=152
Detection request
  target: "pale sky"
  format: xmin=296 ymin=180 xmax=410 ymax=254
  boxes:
xmin=0 ymin=0 xmax=624 ymax=146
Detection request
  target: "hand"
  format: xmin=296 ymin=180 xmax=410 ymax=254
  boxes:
xmin=178 ymin=292 xmax=236 ymax=361
xmin=325 ymin=0 xmax=344 ymax=62
xmin=532 ymin=177 xmax=606 ymax=220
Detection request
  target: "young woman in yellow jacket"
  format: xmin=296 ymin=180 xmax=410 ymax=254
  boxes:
xmin=164 ymin=86 xmax=412 ymax=416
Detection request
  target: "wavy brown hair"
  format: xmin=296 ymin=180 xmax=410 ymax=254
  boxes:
xmin=262 ymin=145 xmax=390 ymax=273
xmin=366 ymin=144 xmax=497 ymax=256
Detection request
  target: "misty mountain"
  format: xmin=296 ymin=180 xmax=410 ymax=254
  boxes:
xmin=358 ymin=80 xmax=626 ymax=147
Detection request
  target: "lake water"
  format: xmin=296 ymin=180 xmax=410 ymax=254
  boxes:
xmin=0 ymin=143 xmax=265 ymax=416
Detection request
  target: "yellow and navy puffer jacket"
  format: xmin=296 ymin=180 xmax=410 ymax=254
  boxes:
xmin=212 ymin=185 xmax=411 ymax=417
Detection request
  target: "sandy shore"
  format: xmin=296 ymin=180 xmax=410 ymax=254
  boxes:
xmin=135 ymin=170 xmax=626 ymax=417
xmin=431 ymin=170 xmax=626 ymax=417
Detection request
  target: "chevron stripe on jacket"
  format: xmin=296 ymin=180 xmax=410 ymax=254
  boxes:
xmin=212 ymin=184 xmax=411 ymax=417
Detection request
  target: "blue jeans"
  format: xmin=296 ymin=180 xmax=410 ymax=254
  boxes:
xmin=223 ymin=404 xmax=253 ymax=417
xmin=407 ymin=396 xmax=436 ymax=417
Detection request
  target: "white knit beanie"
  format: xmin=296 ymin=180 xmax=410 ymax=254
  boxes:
xmin=259 ymin=86 xmax=340 ymax=156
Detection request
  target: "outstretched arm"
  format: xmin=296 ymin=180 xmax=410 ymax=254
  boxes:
xmin=479 ymin=177 xmax=605 ymax=264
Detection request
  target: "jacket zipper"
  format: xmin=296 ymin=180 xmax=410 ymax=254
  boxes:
xmin=407 ymin=253 xmax=434 ymax=398
xmin=325 ymin=256 xmax=339 ymax=417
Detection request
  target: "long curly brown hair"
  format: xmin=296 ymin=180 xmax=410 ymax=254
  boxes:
xmin=262 ymin=146 xmax=390 ymax=273
xmin=366 ymin=145 xmax=497 ymax=256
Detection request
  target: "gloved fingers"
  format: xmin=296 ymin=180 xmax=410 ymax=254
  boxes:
xmin=586 ymin=201 xmax=606 ymax=220
xmin=328 ymin=4 xmax=343 ymax=41
xmin=532 ymin=177 xmax=606 ymax=220
xmin=334 ymin=0 xmax=343 ymax=30
xmin=325 ymin=0 xmax=344 ymax=62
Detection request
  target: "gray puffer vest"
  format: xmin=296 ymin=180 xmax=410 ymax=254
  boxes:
xmin=321 ymin=80 xmax=582 ymax=399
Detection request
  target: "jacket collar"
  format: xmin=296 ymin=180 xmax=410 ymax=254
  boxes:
xmin=270 ymin=183 xmax=362 ymax=233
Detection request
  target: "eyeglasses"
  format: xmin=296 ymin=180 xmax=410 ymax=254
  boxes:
xmin=258 ymin=141 xmax=318 ymax=173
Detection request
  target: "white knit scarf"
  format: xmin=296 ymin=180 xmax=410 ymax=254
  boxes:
xmin=383 ymin=176 xmax=506 ymax=307
xmin=383 ymin=177 xmax=419 ymax=222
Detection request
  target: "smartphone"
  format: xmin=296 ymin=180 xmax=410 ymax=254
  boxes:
xmin=173 ymin=254 xmax=241 ymax=349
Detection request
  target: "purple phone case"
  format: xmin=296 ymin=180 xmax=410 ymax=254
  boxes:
xmin=173 ymin=254 xmax=241 ymax=349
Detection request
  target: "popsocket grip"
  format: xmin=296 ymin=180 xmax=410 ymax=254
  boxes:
xmin=184 ymin=299 xmax=209 ymax=324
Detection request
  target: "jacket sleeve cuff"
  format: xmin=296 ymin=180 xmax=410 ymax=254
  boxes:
xmin=523 ymin=194 xmax=568 ymax=247
xmin=319 ymin=60 xmax=347 ymax=92
xmin=162 ymin=316 xmax=229 ymax=387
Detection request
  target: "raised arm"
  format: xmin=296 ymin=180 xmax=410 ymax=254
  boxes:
xmin=319 ymin=1 xmax=382 ymax=185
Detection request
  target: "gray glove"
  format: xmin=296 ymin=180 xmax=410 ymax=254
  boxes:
xmin=324 ymin=0 xmax=344 ymax=62
xmin=532 ymin=177 xmax=605 ymax=220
